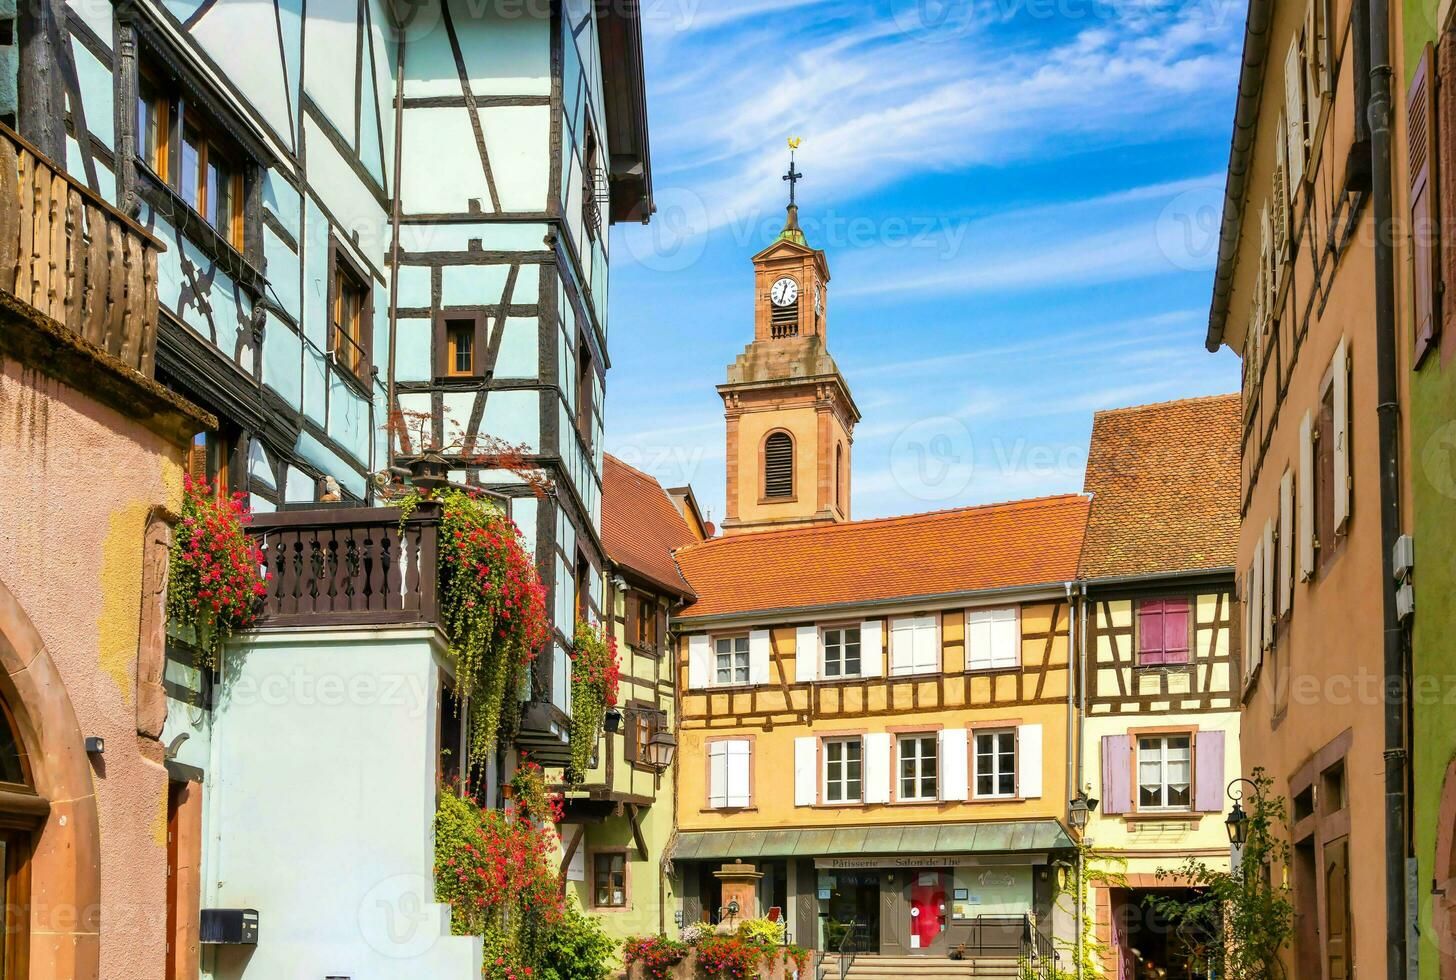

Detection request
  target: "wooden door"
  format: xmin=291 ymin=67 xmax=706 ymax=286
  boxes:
xmin=1325 ymin=837 xmax=1351 ymax=980
xmin=0 ymin=829 xmax=30 ymax=980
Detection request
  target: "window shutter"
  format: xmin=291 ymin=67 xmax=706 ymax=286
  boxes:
xmin=687 ymin=635 xmax=710 ymax=690
xmin=992 ymin=608 xmax=1019 ymax=668
xmin=1332 ymin=337 xmax=1350 ymax=530
xmin=1410 ymin=44 xmax=1440 ymax=364
xmin=1137 ymin=601 xmax=1165 ymax=666
xmin=1251 ymin=539 xmax=1265 ymax=661
xmin=939 ymin=729 xmax=969 ymax=802
xmin=748 ymin=630 xmax=772 ymax=686
xmin=967 ymin=610 xmax=993 ymax=670
xmin=1162 ymin=600 xmax=1190 ymax=663
xmin=1262 ymin=518 xmax=1276 ymax=645
xmin=1306 ymin=0 xmax=1331 ymax=99
xmin=859 ymin=620 xmax=884 ymax=678
xmin=1299 ymin=410 xmax=1316 ymax=578
xmin=915 ymin=617 xmax=940 ymax=673
xmin=1279 ymin=469 xmax=1295 ymax=615
xmin=890 ymin=618 xmax=913 ymax=675
xmin=1285 ymin=38 xmax=1307 ymax=186
xmin=764 ymin=432 xmax=794 ymax=498
xmin=794 ymin=736 xmax=817 ymax=807
xmin=709 ymin=741 xmax=727 ymax=808
xmin=891 ymin=616 xmax=936 ymax=675
xmin=1195 ymin=730 xmax=1227 ymax=812
xmin=1017 ymin=724 xmax=1043 ymax=799
xmin=1440 ymin=31 xmax=1456 ymax=340
xmin=726 ymin=741 xmax=751 ymax=808
xmin=864 ymin=733 xmax=892 ymax=805
xmin=794 ymin=625 xmax=819 ymax=683
xmin=1101 ymin=735 xmax=1132 ymax=815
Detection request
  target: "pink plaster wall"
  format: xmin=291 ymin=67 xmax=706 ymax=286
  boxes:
xmin=0 ymin=356 xmax=190 ymax=979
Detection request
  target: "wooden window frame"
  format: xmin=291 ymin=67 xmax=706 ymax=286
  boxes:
xmin=820 ymin=623 xmax=863 ymax=679
xmin=433 ymin=311 xmax=488 ymax=381
xmin=1131 ymin=730 xmax=1195 ymax=814
xmin=896 ymin=732 xmax=939 ymax=803
xmin=632 ymin=593 xmax=660 ymax=653
xmin=576 ymin=341 xmax=596 ymax=454
xmin=711 ymin=634 xmax=751 ymax=688
xmin=590 ymin=849 xmax=629 ymax=910
xmin=327 ymin=238 xmax=374 ymax=388
xmin=821 ymin=736 xmax=864 ymax=805
xmin=972 ymin=727 xmax=1017 ymax=800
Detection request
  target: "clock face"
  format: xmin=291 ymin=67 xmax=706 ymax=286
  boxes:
xmin=770 ymin=277 xmax=799 ymax=308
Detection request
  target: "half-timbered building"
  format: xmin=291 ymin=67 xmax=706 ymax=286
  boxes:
xmin=1077 ymin=395 xmax=1242 ymax=980
xmin=667 ymin=200 xmax=1084 ymax=967
xmin=560 ymin=454 xmax=702 ymax=940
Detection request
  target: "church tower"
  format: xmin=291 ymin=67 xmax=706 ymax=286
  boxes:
xmin=718 ymin=144 xmax=860 ymax=536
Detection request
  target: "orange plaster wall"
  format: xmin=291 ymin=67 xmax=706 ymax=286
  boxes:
xmin=0 ymin=357 xmax=190 ymax=979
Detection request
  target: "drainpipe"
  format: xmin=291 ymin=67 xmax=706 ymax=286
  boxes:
xmin=1072 ymin=580 xmax=1087 ymax=980
xmin=1365 ymin=0 xmax=1410 ymax=974
xmin=385 ymin=17 xmax=407 ymax=467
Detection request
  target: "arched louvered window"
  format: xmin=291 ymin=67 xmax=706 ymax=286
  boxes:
xmin=836 ymin=444 xmax=845 ymax=512
xmin=764 ymin=432 xmax=794 ymax=498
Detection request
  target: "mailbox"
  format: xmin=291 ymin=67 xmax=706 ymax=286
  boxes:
xmin=200 ymin=908 xmax=259 ymax=945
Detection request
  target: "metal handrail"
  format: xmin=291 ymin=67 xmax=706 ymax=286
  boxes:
xmin=1017 ymin=913 xmax=1063 ymax=980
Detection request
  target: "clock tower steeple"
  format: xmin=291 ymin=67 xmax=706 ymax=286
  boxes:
xmin=718 ymin=141 xmax=860 ymax=536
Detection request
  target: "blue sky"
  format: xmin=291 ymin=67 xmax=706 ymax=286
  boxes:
xmin=603 ymin=0 xmax=1245 ymax=522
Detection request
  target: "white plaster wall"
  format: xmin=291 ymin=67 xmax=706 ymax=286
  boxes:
xmin=204 ymin=628 xmax=480 ymax=979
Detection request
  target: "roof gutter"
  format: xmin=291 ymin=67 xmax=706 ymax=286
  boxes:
xmin=671 ymin=581 xmax=1073 ymax=629
xmin=1206 ymin=0 xmax=1277 ymax=353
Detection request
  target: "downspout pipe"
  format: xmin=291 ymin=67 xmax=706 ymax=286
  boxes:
xmin=1365 ymin=0 xmax=1410 ymax=975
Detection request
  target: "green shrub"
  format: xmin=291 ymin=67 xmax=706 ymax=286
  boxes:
xmin=537 ymin=902 xmax=615 ymax=980
xmin=735 ymin=917 xmax=786 ymax=947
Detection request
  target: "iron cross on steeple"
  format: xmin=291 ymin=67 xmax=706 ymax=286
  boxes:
xmin=783 ymin=137 xmax=803 ymax=207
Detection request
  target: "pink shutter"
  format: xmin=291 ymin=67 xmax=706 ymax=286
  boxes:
xmin=1162 ymin=599 xmax=1191 ymax=664
xmin=1137 ymin=601 xmax=1165 ymax=665
xmin=1195 ymin=731 xmax=1226 ymax=811
xmin=1101 ymin=735 xmax=1132 ymax=814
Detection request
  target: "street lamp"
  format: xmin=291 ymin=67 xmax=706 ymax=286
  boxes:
xmin=603 ymin=708 xmax=622 ymax=733
xmin=1069 ymin=791 xmax=1099 ymax=832
xmin=1225 ymin=777 xmax=1256 ymax=846
xmin=644 ymin=730 xmax=678 ymax=772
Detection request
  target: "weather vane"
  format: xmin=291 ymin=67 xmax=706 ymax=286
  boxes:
xmin=783 ymin=137 xmax=803 ymax=207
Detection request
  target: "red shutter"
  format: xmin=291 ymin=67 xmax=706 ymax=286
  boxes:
xmin=1410 ymin=43 xmax=1440 ymax=365
xmin=1137 ymin=601 xmax=1165 ymax=665
xmin=1162 ymin=599 xmax=1191 ymax=665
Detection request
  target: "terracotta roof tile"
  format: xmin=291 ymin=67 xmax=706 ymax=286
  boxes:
xmin=675 ymin=495 xmax=1090 ymax=620
xmin=1078 ymin=393 xmax=1242 ymax=581
xmin=601 ymin=454 xmax=700 ymax=597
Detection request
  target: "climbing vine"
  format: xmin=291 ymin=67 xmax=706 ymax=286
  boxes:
xmin=399 ymin=487 xmax=548 ymax=765
xmin=567 ymin=619 xmax=619 ymax=783
xmin=166 ymin=475 xmax=268 ymax=666
xmin=510 ymin=757 xmax=564 ymax=825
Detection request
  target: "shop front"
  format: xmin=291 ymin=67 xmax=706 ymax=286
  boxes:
xmin=672 ymin=820 xmax=1075 ymax=956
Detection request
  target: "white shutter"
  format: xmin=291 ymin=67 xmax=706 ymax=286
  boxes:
xmin=915 ymin=617 xmax=940 ymax=673
xmin=794 ymin=736 xmax=817 ymax=806
xmin=1262 ymin=519 xmax=1275 ymax=645
xmin=939 ymin=729 xmax=969 ymax=802
xmin=891 ymin=616 xmax=937 ymax=675
xmin=966 ymin=610 xmax=991 ymax=670
xmin=795 ymin=625 xmax=819 ymax=683
xmin=1279 ymin=469 xmax=1294 ymax=615
xmin=748 ymin=630 xmax=771 ymax=686
xmin=1299 ymin=411 xmax=1316 ymax=579
xmin=726 ymin=740 xmax=751 ymax=808
xmin=890 ymin=618 xmax=915 ymax=675
xmin=1285 ymin=38 xmax=1306 ymax=185
xmin=709 ymin=741 xmax=727 ymax=808
xmin=968 ymin=608 xmax=1018 ymax=670
xmin=864 ymin=733 xmax=892 ymax=804
xmin=1251 ymin=538 xmax=1265 ymax=661
xmin=1332 ymin=337 xmax=1350 ymax=529
xmin=1306 ymin=0 xmax=1330 ymax=99
xmin=688 ymin=635 xmax=710 ymax=690
xmin=1017 ymin=724 xmax=1043 ymax=799
xmin=860 ymin=620 xmax=884 ymax=678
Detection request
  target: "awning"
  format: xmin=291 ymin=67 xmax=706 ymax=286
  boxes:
xmin=671 ymin=820 xmax=1075 ymax=862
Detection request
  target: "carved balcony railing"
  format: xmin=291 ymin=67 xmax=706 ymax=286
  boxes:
xmin=0 ymin=123 xmax=163 ymax=377
xmin=247 ymin=504 xmax=440 ymax=629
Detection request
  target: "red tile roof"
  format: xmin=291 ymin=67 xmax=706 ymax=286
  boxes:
xmin=1079 ymin=393 xmax=1242 ymax=581
xmin=601 ymin=454 xmax=700 ymax=597
xmin=675 ymin=495 xmax=1090 ymax=620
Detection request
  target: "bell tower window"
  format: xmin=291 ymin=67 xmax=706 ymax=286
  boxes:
xmin=771 ymin=302 xmax=798 ymax=338
xmin=764 ymin=432 xmax=794 ymax=498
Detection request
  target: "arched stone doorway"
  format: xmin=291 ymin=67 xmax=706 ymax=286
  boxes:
xmin=0 ymin=579 xmax=101 ymax=978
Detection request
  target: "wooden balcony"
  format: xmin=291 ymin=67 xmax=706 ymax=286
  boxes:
xmin=247 ymin=504 xmax=440 ymax=629
xmin=0 ymin=123 xmax=163 ymax=377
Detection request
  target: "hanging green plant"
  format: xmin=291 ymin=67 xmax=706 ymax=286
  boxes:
xmin=566 ymin=619 xmax=619 ymax=783
xmin=166 ymin=475 xmax=269 ymax=666
xmin=509 ymin=757 xmax=564 ymax=825
xmin=405 ymin=487 xmax=550 ymax=766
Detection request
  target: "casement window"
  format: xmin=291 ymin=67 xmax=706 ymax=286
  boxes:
xmin=1313 ymin=340 xmax=1352 ymax=572
xmin=889 ymin=615 xmax=939 ymax=676
xmin=708 ymin=739 xmax=751 ymax=809
xmin=136 ymin=61 xmax=247 ymax=251
xmin=764 ymin=432 xmax=794 ymax=498
xmin=329 ymin=245 xmax=371 ymax=384
xmin=434 ymin=313 xmax=486 ymax=380
xmin=624 ymin=708 xmax=664 ymax=767
xmin=1136 ymin=598 xmax=1190 ymax=666
xmin=1137 ymin=735 xmax=1192 ymax=811
xmin=822 ymin=625 xmax=861 ymax=678
xmin=966 ymin=606 xmax=1020 ymax=671
xmin=823 ymin=738 xmax=863 ymax=804
xmin=897 ymin=734 xmax=938 ymax=802
xmin=714 ymin=636 xmax=750 ymax=686
xmin=973 ymin=730 xmax=1016 ymax=799
xmin=592 ymin=852 xmax=626 ymax=908
xmin=577 ymin=343 xmax=596 ymax=452
xmin=634 ymin=595 xmax=659 ymax=650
